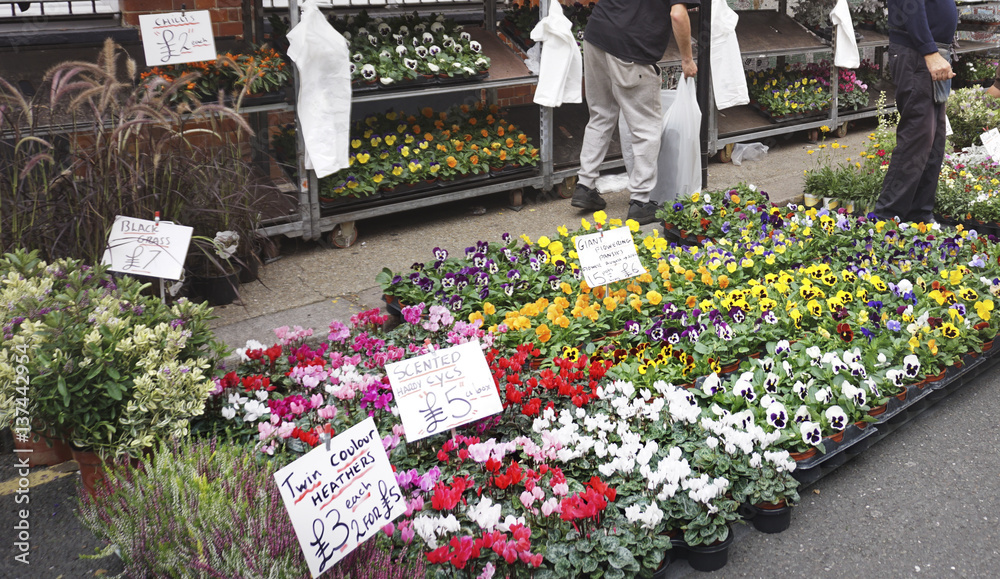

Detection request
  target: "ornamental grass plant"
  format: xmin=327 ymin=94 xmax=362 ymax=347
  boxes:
xmin=0 ymin=39 xmax=270 ymax=278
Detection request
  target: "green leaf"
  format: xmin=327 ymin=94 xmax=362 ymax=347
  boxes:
xmin=576 ymin=537 xmax=594 ymax=553
xmin=608 ymin=546 xmax=636 ymax=570
xmin=57 ymin=375 xmax=69 ymax=405
xmin=582 ymin=555 xmax=599 ymax=573
xmin=107 ymin=366 xmax=120 ymax=381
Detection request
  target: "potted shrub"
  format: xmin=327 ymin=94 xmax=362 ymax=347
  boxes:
xmin=0 ymin=250 xmax=226 ymax=494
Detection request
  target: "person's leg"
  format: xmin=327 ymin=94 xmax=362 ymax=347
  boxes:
xmin=577 ymin=42 xmax=619 ymax=192
xmin=875 ymin=45 xmax=936 ymax=222
xmin=910 ymin=100 xmax=947 ymax=222
xmin=612 ymin=62 xmax=663 ymax=204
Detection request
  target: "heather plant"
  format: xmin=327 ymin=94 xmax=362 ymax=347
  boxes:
xmin=78 ymin=437 xmax=424 ymax=578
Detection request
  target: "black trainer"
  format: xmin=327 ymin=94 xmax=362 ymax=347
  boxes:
xmin=627 ymin=200 xmax=659 ymax=225
xmin=570 ymin=183 xmax=607 ymax=210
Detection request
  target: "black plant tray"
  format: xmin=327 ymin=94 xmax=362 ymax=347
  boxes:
xmin=792 ymin=343 xmax=1000 ymax=486
xmin=747 ymin=100 xmax=830 ymax=124
xmin=488 ymin=164 xmax=533 ymax=179
xmin=319 ymin=192 xmax=382 ymax=211
xmin=380 ymin=180 xmax=442 ymax=199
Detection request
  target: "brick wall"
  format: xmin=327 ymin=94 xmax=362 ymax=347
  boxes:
xmin=120 ymin=0 xmax=244 ymax=39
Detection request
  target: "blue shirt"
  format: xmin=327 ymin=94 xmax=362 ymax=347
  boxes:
xmin=887 ymin=0 xmax=958 ymax=55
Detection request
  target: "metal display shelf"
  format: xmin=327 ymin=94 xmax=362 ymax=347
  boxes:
xmin=274 ymin=0 xmax=564 ymax=247
xmin=698 ymin=11 xmax=999 ymax=159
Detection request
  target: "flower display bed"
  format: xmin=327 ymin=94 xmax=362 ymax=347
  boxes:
xmin=746 ymin=60 xmax=879 ymax=123
xmin=30 ymin=179 xmax=1000 ymax=576
xmin=334 ymin=11 xmax=493 ymax=90
xmin=319 ymin=102 xmax=539 ymax=205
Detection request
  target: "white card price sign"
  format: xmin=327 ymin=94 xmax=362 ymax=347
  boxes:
xmin=139 ymin=11 xmax=217 ymax=66
xmin=101 ymin=215 xmax=192 ymax=281
xmin=386 ymin=341 xmax=503 ymax=442
xmin=273 ymin=417 xmax=405 ymax=578
xmin=981 ymin=127 xmax=1000 ymax=159
xmin=573 ymin=226 xmax=647 ymax=287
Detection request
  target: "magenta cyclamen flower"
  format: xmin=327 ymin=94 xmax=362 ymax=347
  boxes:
xmin=328 ymin=319 xmax=350 ymax=342
xmin=402 ymin=302 xmax=425 ymax=324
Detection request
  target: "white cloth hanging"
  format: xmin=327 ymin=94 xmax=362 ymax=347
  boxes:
xmin=830 ymin=0 xmax=861 ymax=69
xmin=710 ymin=0 xmax=749 ymax=110
xmin=286 ymin=0 xmax=352 ymax=178
xmin=530 ymin=0 xmax=582 ymax=108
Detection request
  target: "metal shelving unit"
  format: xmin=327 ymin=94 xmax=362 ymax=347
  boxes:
xmin=271 ymin=0 xmax=564 ymax=247
xmin=667 ymin=6 xmax=1000 ymax=160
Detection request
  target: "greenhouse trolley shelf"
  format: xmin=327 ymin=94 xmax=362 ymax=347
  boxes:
xmin=267 ymin=0 xmax=573 ymax=247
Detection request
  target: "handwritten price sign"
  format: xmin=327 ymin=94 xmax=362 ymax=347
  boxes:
xmin=573 ymin=226 xmax=647 ymax=287
xmin=138 ymin=11 xmax=217 ymax=66
xmin=274 ymin=418 xmax=405 ymax=578
xmin=101 ymin=215 xmax=192 ymax=281
xmin=386 ymin=341 xmax=503 ymax=442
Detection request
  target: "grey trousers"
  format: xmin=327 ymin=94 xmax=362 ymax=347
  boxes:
xmin=875 ymin=43 xmax=947 ymax=223
xmin=578 ymin=41 xmax=662 ymax=203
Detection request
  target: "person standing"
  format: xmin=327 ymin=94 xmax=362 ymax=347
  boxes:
xmin=987 ymin=64 xmax=1000 ymax=98
xmin=875 ymin=0 xmax=958 ymax=224
xmin=570 ymin=0 xmax=698 ymax=225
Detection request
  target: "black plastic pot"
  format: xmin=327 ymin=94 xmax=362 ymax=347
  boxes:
xmin=190 ymin=272 xmax=239 ymax=306
xmin=740 ymin=502 xmax=794 ymax=534
xmin=684 ymin=529 xmax=734 ymax=572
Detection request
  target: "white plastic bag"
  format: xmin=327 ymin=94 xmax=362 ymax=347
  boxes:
xmin=830 ymin=0 xmax=860 ymax=69
xmin=530 ymin=0 xmax=582 ymax=107
xmin=730 ymin=142 xmax=769 ymax=166
xmin=286 ymin=0 xmax=352 ymax=178
xmin=650 ymin=76 xmax=702 ymax=205
xmin=711 ymin=0 xmax=749 ymax=110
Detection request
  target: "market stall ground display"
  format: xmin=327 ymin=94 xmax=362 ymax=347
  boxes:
xmin=318 ymin=103 xmax=539 ymax=206
xmin=71 ymin=185 xmax=1000 ymax=577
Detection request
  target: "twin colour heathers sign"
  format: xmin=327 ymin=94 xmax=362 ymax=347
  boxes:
xmin=101 ymin=216 xmax=192 ymax=281
xmin=139 ymin=10 xmax=217 ymax=65
xmin=274 ymin=418 xmax=405 ymax=578
xmin=386 ymin=341 xmax=503 ymax=442
xmin=573 ymin=226 xmax=647 ymax=287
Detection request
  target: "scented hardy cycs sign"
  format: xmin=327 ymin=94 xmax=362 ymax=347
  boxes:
xmin=573 ymin=225 xmax=647 ymax=287
xmin=386 ymin=341 xmax=503 ymax=442
xmin=138 ymin=10 xmax=216 ymax=66
xmin=274 ymin=417 xmax=405 ymax=577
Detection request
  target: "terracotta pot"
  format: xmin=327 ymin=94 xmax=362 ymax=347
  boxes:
xmin=14 ymin=431 xmax=73 ymax=468
xmin=918 ymin=370 xmax=946 ymax=388
xmin=982 ymin=340 xmax=994 ymax=352
xmin=719 ymin=360 xmax=741 ymax=374
xmin=868 ymin=403 xmax=888 ymax=417
xmin=72 ymin=447 xmax=107 ymax=497
xmin=790 ymin=447 xmax=818 ymax=461
xmin=894 ymin=387 xmax=908 ymax=402
xmin=827 ymin=430 xmax=845 ymax=443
